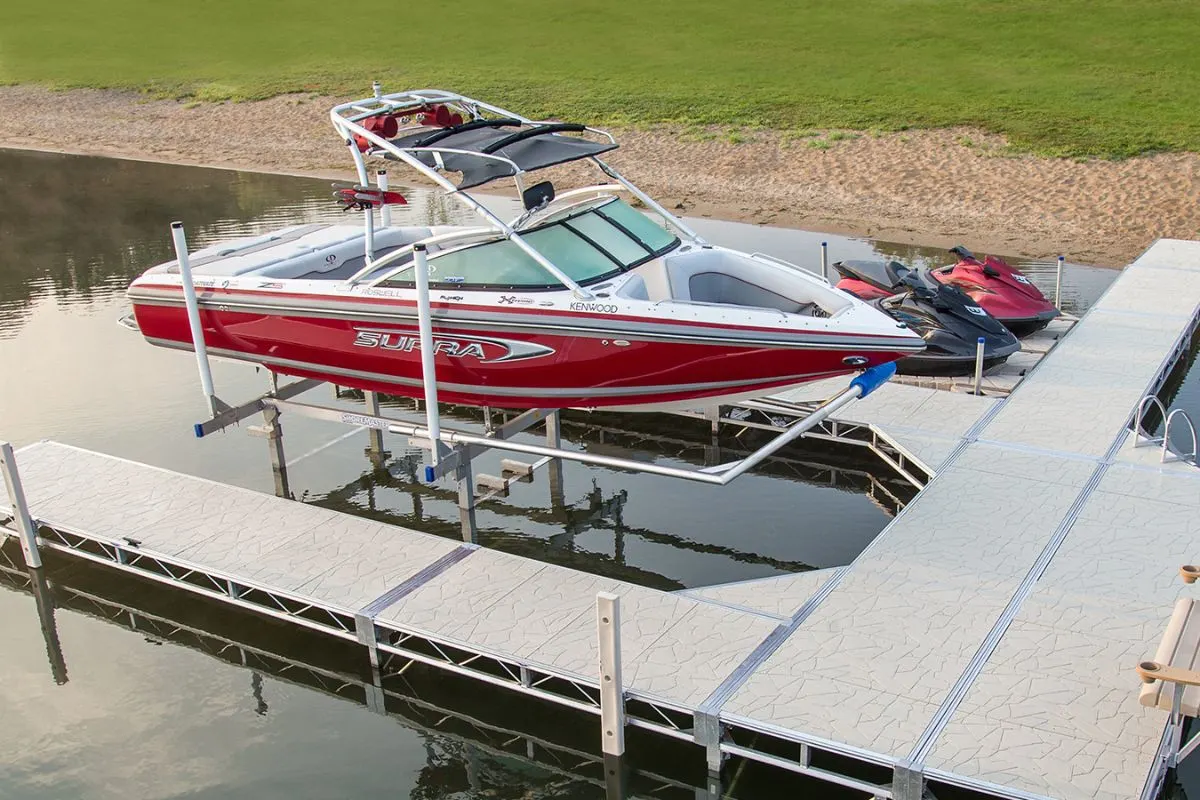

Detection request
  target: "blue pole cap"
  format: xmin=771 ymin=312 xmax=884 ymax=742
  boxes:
xmin=850 ymin=362 xmax=896 ymax=397
xmin=978 ymin=336 xmax=986 ymax=343
xmin=193 ymin=423 xmax=205 ymax=438
xmin=424 ymin=465 xmax=437 ymax=482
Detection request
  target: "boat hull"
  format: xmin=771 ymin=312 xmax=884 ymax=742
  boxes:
xmin=131 ymin=292 xmax=919 ymax=410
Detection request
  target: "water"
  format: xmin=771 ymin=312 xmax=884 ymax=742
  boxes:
xmin=0 ymin=147 xmax=1155 ymax=798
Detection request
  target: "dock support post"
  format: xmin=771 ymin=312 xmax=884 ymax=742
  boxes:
xmin=820 ymin=241 xmax=829 ymax=281
xmin=694 ymin=709 xmax=726 ymax=787
xmin=456 ymin=455 xmax=478 ymax=544
xmin=545 ymin=412 xmax=565 ymax=508
xmin=972 ymin=337 xmax=986 ymax=395
xmin=363 ymin=391 xmax=386 ymax=462
xmin=261 ymin=406 xmax=290 ymax=498
xmin=892 ymin=758 xmax=926 ymax=800
xmin=603 ymin=754 xmax=628 ymax=800
xmin=1055 ymin=255 xmax=1065 ymax=310
xmin=1 ymin=442 xmax=42 ymax=569
xmin=364 ymin=665 xmax=388 ymax=716
xmin=596 ymin=592 xmax=625 ymax=757
xmin=29 ymin=566 xmax=68 ymax=685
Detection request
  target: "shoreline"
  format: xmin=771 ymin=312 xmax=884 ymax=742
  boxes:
xmin=4 ymin=86 xmax=1199 ymax=267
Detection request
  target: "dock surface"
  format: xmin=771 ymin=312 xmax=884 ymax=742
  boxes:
xmin=5 ymin=239 xmax=1200 ymax=800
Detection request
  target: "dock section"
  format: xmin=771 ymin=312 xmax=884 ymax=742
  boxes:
xmin=716 ymin=239 xmax=1200 ymax=800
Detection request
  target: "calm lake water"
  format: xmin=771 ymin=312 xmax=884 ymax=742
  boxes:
xmin=0 ymin=147 xmax=1186 ymax=799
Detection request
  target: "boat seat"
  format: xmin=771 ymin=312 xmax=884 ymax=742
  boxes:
xmin=614 ymin=275 xmax=649 ymax=301
xmin=663 ymin=249 xmax=838 ymax=315
xmin=253 ymin=227 xmax=435 ymax=279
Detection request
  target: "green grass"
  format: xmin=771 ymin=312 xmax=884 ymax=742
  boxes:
xmin=3 ymin=0 xmax=1200 ymax=157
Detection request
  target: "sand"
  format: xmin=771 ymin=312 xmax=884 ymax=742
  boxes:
xmin=3 ymin=85 xmax=1198 ymax=267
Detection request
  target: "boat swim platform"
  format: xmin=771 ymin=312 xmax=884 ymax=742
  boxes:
xmin=5 ymin=238 xmax=1200 ymax=800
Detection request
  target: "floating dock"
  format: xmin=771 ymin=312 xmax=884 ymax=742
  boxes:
xmin=4 ymin=239 xmax=1200 ymax=800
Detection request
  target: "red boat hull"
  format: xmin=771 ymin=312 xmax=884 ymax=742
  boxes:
xmin=131 ymin=291 xmax=914 ymax=410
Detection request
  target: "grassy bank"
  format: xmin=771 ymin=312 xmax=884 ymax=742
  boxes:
xmin=3 ymin=0 xmax=1199 ymax=157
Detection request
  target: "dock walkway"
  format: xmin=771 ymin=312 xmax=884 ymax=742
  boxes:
xmin=5 ymin=239 xmax=1200 ymax=799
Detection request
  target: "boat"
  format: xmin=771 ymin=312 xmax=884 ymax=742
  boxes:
xmin=127 ymin=88 xmax=925 ymax=411
xmin=833 ymin=247 xmax=1059 ymax=337
xmin=834 ymin=260 xmax=1020 ymax=376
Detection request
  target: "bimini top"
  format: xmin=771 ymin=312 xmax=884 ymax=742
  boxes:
xmin=331 ymin=89 xmax=618 ymax=189
xmin=389 ymin=120 xmax=617 ymax=189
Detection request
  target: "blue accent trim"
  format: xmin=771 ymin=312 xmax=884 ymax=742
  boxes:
xmin=850 ymin=362 xmax=896 ymax=397
xmin=424 ymin=465 xmax=436 ymax=482
xmin=193 ymin=423 xmax=205 ymax=439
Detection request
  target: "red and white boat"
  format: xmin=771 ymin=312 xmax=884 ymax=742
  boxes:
xmin=128 ymin=89 xmax=924 ymax=410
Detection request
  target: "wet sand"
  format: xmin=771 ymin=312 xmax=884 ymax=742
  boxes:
xmin=4 ymin=85 xmax=1198 ymax=267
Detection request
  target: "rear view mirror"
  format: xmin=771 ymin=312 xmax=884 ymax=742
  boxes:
xmin=522 ymin=181 xmax=555 ymax=211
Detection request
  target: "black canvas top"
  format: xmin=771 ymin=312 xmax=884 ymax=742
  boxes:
xmin=383 ymin=121 xmax=618 ymax=189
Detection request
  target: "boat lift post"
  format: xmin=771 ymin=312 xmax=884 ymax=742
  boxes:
xmin=412 ymin=244 xmax=445 ymax=468
xmin=171 ymin=222 xmax=223 ymax=417
xmin=820 ymin=241 xmax=829 ymax=281
xmin=1055 ymin=255 xmax=1065 ymax=310
xmin=377 ymin=170 xmax=392 ymax=228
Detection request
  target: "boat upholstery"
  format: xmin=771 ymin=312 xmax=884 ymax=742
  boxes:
xmin=658 ymin=249 xmax=850 ymax=316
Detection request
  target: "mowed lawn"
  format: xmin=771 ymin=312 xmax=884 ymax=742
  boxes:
xmin=2 ymin=0 xmax=1199 ymax=157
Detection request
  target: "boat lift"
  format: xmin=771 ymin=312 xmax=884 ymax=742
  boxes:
xmin=168 ymin=218 xmax=897 ymax=538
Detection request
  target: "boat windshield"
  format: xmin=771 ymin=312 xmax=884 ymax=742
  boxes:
xmin=380 ymin=198 xmax=679 ymax=290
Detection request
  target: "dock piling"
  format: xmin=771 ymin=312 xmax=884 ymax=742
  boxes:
xmin=596 ymin=592 xmax=625 ymax=756
xmin=0 ymin=442 xmax=41 ymax=569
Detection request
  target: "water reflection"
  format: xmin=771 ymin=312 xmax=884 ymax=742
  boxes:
xmin=0 ymin=544 xmax=702 ymax=799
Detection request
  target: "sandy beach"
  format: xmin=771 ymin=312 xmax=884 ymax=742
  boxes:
xmin=3 ymin=85 xmax=1198 ymax=267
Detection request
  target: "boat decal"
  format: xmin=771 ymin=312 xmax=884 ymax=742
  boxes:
xmin=352 ymin=327 xmax=555 ymax=363
xmin=498 ymin=295 xmax=535 ymax=306
xmin=438 ymin=295 xmax=464 ymax=302
xmin=257 ymin=281 xmax=285 ymax=289
xmin=569 ymin=301 xmax=619 ymax=314
xmin=145 ymin=337 xmax=840 ymax=399
xmin=965 ymin=305 xmax=987 ymax=316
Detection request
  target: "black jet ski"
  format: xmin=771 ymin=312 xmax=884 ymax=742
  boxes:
xmin=834 ymin=261 xmax=1021 ymax=376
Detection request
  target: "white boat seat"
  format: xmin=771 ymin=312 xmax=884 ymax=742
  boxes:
xmin=615 ymin=275 xmax=649 ymax=301
xmin=662 ymin=249 xmax=845 ymax=316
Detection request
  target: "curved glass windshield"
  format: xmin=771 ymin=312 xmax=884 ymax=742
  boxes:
xmin=380 ymin=198 xmax=679 ymax=290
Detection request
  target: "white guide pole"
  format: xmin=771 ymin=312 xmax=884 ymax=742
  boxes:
xmin=171 ymin=222 xmax=218 ymax=414
xmin=413 ymin=244 xmax=442 ymax=464
xmin=0 ymin=442 xmax=42 ymax=568
xmin=820 ymin=241 xmax=829 ymax=281
xmin=973 ymin=337 xmax=986 ymax=395
xmin=596 ymin=592 xmax=625 ymax=756
xmin=377 ymin=170 xmax=392 ymax=228
xmin=364 ymin=203 xmax=375 ymax=263
xmin=1055 ymin=255 xmax=1065 ymax=310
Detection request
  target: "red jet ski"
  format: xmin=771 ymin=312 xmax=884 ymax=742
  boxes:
xmin=834 ymin=246 xmax=1059 ymax=337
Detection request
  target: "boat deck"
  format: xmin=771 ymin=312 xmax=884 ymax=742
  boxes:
xmin=5 ymin=239 xmax=1200 ymax=800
